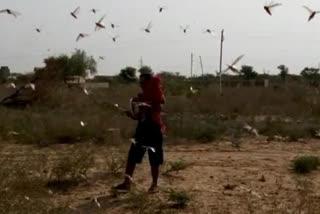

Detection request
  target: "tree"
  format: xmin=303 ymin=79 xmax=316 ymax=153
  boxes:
xmin=118 ymin=66 xmax=137 ymax=83
xmin=158 ymin=72 xmax=186 ymax=81
xmin=277 ymin=65 xmax=289 ymax=82
xmin=240 ymin=65 xmax=258 ymax=80
xmin=38 ymin=50 xmax=97 ymax=80
xmin=0 ymin=66 xmax=10 ymax=83
xmin=301 ymin=67 xmax=320 ymax=87
xmin=66 ymin=50 xmax=97 ymax=77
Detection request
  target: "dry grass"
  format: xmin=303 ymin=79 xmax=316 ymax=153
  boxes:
xmin=2 ymin=79 xmax=320 ymax=213
xmin=167 ymin=188 xmax=191 ymax=208
xmin=164 ymin=160 xmax=190 ymax=175
xmin=0 ymin=85 xmax=137 ymax=145
xmin=0 ymin=146 xmax=96 ymax=213
xmin=122 ymin=188 xmax=189 ymax=214
xmin=2 ymin=82 xmax=320 ymax=145
xmin=0 ymin=155 xmax=67 ymax=214
xmin=263 ymin=177 xmax=320 ymax=214
xmin=106 ymin=153 xmax=126 ymax=177
xmin=47 ymin=148 xmax=94 ymax=191
xmin=164 ymin=84 xmax=315 ymax=117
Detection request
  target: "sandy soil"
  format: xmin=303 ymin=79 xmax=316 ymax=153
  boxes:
xmin=1 ymin=138 xmax=320 ymax=214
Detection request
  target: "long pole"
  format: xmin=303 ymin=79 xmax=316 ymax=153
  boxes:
xmin=199 ymin=56 xmax=204 ymax=77
xmin=219 ymin=29 xmax=224 ymax=95
xmin=190 ymin=53 xmax=194 ymax=78
xmin=139 ymin=56 xmax=144 ymax=68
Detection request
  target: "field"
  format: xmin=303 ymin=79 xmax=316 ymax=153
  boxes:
xmin=1 ymin=138 xmax=320 ymax=214
xmin=1 ymin=80 xmax=320 ymax=214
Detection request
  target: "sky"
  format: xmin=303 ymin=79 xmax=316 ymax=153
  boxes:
xmin=1 ymin=0 xmax=320 ymax=76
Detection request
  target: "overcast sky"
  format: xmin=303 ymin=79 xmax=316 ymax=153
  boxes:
xmin=1 ymin=0 xmax=320 ymax=76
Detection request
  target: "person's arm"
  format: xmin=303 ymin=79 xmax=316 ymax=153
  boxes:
xmin=124 ymin=110 xmax=137 ymax=120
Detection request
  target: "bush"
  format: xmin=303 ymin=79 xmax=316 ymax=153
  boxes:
xmin=292 ymin=156 xmax=319 ymax=174
xmin=0 ymin=156 xmax=66 ymax=214
xmin=164 ymin=160 xmax=189 ymax=174
xmin=125 ymin=190 xmax=149 ymax=211
xmin=40 ymin=50 xmax=97 ymax=79
xmin=168 ymin=189 xmax=191 ymax=208
xmin=261 ymin=121 xmax=311 ymax=141
xmin=123 ymin=189 xmax=178 ymax=214
xmin=240 ymin=65 xmax=258 ymax=80
xmin=165 ymin=114 xmax=226 ymax=142
xmin=0 ymin=86 xmax=127 ymax=146
xmin=118 ymin=66 xmax=137 ymax=83
xmin=195 ymin=125 xmax=219 ymax=142
xmin=106 ymin=155 xmax=125 ymax=176
xmin=48 ymin=149 xmax=94 ymax=190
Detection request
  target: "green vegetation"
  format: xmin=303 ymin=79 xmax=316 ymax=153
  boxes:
xmin=240 ymin=65 xmax=258 ymax=80
xmin=164 ymin=160 xmax=189 ymax=174
xmin=35 ymin=50 xmax=97 ymax=82
xmin=118 ymin=66 xmax=137 ymax=83
xmin=278 ymin=64 xmax=289 ymax=82
xmin=300 ymin=67 xmax=320 ymax=87
xmin=261 ymin=121 xmax=313 ymax=141
xmin=0 ymin=156 xmax=68 ymax=214
xmin=48 ymin=149 xmax=94 ymax=191
xmin=106 ymin=155 xmax=125 ymax=176
xmin=292 ymin=156 xmax=320 ymax=174
xmin=168 ymin=189 xmax=191 ymax=208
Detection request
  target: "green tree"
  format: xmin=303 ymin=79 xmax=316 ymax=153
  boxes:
xmin=301 ymin=67 xmax=320 ymax=87
xmin=240 ymin=65 xmax=258 ymax=80
xmin=67 ymin=50 xmax=97 ymax=77
xmin=40 ymin=50 xmax=97 ymax=79
xmin=118 ymin=66 xmax=137 ymax=83
xmin=277 ymin=65 xmax=289 ymax=82
xmin=158 ymin=72 xmax=186 ymax=96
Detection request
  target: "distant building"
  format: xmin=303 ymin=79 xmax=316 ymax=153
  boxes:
xmin=65 ymin=75 xmax=112 ymax=88
xmin=85 ymin=75 xmax=112 ymax=89
xmin=65 ymin=75 xmax=86 ymax=85
xmin=92 ymin=75 xmax=114 ymax=82
xmin=85 ymin=82 xmax=110 ymax=89
xmin=0 ymin=66 xmax=10 ymax=81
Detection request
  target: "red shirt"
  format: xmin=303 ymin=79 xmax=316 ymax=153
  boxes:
xmin=137 ymin=76 xmax=166 ymax=133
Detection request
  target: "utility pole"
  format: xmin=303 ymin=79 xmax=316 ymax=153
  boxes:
xmin=219 ymin=29 xmax=224 ymax=95
xmin=190 ymin=53 xmax=194 ymax=78
xmin=139 ymin=56 xmax=144 ymax=68
xmin=199 ymin=56 xmax=204 ymax=77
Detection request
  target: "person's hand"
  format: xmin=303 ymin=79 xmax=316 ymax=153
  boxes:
xmin=131 ymin=97 xmax=139 ymax=102
xmin=124 ymin=110 xmax=137 ymax=120
xmin=124 ymin=110 xmax=132 ymax=117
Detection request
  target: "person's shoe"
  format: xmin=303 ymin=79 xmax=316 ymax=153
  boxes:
xmin=148 ymin=183 xmax=159 ymax=194
xmin=113 ymin=182 xmax=131 ymax=193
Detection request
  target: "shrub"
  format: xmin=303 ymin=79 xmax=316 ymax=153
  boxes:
xmin=261 ymin=121 xmax=311 ymax=141
xmin=118 ymin=66 xmax=137 ymax=83
xmin=125 ymin=189 xmax=149 ymax=211
xmin=40 ymin=50 xmax=97 ymax=79
xmin=165 ymin=114 xmax=226 ymax=142
xmin=123 ymin=189 xmax=178 ymax=214
xmin=0 ymin=156 xmax=66 ymax=214
xmin=47 ymin=149 xmax=94 ymax=190
xmin=106 ymin=155 xmax=125 ymax=176
xmin=168 ymin=189 xmax=191 ymax=208
xmin=292 ymin=156 xmax=319 ymax=174
xmin=164 ymin=160 xmax=189 ymax=174
xmin=195 ymin=125 xmax=219 ymax=142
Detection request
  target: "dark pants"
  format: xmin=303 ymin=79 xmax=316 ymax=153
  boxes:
xmin=127 ymin=119 xmax=163 ymax=166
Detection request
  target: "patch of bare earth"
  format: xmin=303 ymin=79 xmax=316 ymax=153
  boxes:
xmin=1 ymin=138 xmax=320 ymax=214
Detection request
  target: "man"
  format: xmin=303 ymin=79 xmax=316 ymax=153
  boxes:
xmin=114 ymin=66 xmax=165 ymax=193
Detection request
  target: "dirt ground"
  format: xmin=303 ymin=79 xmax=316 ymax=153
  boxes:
xmin=1 ymin=137 xmax=320 ymax=214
